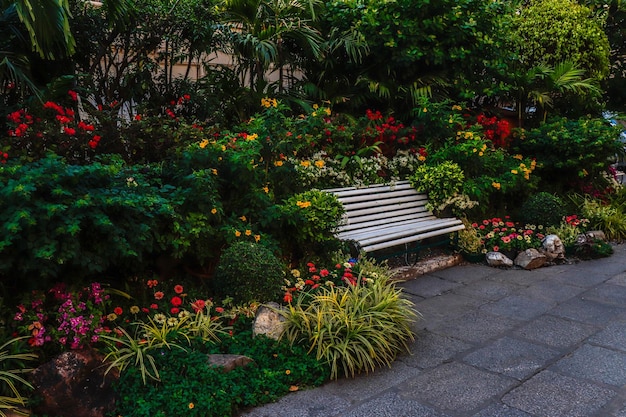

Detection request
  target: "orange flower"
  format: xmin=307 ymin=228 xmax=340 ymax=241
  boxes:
xmin=147 ymin=279 xmax=158 ymax=288
xmin=154 ymin=291 xmax=164 ymax=300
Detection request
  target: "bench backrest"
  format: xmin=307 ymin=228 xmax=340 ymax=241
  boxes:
xmin=326 ymin=181 xmax=436 ymax=234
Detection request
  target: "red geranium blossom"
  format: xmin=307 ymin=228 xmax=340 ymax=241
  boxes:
xmin=171 ymin=296 xmax=182 ymax=307
xmin=113 ymin=307 xmax=123 ymax=315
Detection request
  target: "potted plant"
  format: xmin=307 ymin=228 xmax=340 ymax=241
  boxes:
xmin=457 ymin=219 xmax=485 ymax=262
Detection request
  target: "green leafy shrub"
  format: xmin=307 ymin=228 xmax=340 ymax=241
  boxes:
xmin=546 ymin=215 xmax=589 ymax=246
xmin=518 ymin=192 xmax=567 ymax=227
xmin=581 ymin=198 xmax=626 ymax=242
xmin=213 ymin=242 xmax=286 ymax=304
xmin=279 ymin=190 xmax=345 ymax=257
xmin=0 ymin=156 xmax=177 ymax=288
xmin=409 ymin=161 xmax=467 ymax=214
xmin=511 ymin=117 xmax=623 ymax=193
xmin=280 ymin=275 xmax=418 ymax=379
xmin=112 ymin=332 xmax=329 ymax=417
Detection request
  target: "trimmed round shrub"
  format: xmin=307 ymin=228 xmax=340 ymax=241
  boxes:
xmin=518 ymin=192 xmax=567 ymax=226
xmin=213 ymin=242 xmax=285 ymax=303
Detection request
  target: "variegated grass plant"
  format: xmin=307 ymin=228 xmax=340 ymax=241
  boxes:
xmin=280 ymin=273 xmax=419 ymax=380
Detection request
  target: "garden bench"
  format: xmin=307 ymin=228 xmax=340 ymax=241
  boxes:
xmin=325 ymin=180 xmax=465 ymax=260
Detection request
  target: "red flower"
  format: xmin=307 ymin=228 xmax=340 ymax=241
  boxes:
xmin=146 ymin=279 xmax=158 ymax=288
xmin=63 ymin=127 xmax=76 ymax=136
xmin=154 ymin=291 xmax=164 ymax=300
xmin=215 ymin=307 xmax=224 ymax=313
xmin=68 ymin=90 xmax=78 ymax=101
xmin=170 ymin=307 xmax=180 ymax=314
xmin=171 ymin=296 xmax=182 ymax=307
xmin=150 ymin=303 xmax=158 ymax=309
xmin=283 ymin=293 xmax=293 ymax=303
xmin=134 ymin=114 xmax=142 ymax=121
xmin=174 ymin=285 xmax=184 ymax=294
xmin=113 ymin=307 xmax=123 ymax=315
xmin=191 ymin=299 xmax=206 ymax=313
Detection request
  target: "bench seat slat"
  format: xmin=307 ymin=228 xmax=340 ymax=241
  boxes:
xmin=360 ymin=224 xmax=466 ymax=253
xmin=338 ymin=218 xmax=463 ymax=244
xmin=341 ymin=203 xmax=429 ymax=219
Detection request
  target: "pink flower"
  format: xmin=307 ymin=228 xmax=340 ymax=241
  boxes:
xmin=174 ymin=285 xmax=184 ymax=294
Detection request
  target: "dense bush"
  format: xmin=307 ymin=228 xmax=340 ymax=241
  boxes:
xmin=518 ymin=192 xmax=567 ymax=227
xmin=213 ymin=242 xmax=286 ymax=304
xmin=511 ymin=117 xmax=624 ymax=193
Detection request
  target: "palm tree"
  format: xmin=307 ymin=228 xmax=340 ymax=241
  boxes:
xmin=510 ymin=61 xmax=601 ymax=126
xmin=219 ymin=0 xmax=324 ymax=95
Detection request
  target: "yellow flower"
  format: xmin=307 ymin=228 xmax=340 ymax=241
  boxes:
xmin=314 ymin=160 xmax=324 ymax=168
xmin=188 ymin=403 xmax=194 ymax=409
xmin=261 ymin=97 xmax=278 ymax=108
xmin=511 ymin=169 xmax=518 ymax=174
xmin=254 ymin=234 xmax=261 ymax=242
xmin=235 ymin=230 xmax=241 ymax=237
xmin=478 ymin=151 xmax=484 ymax=156
xmin=452 ymin=105 xmax=462 ymax=111
xmin=221 ymin=145 xmax=226 ymax=151
xmin=199 ymin=139 xmax=209 ymax=149
xmin=472 ymin=148 xmax=477 ymax=153
xmin=274 ymin=160 xmax=283 ymax=167
xmin=240 ymin=215 xmax=247 ymax=222
xmin=513 ymin=154 xmax=523 ymax=160
xmin=245 ymin=230 xmax=252 ymax=236
xmin=262 ymin=186 xmax=269 ymax=193
xmin=296 ymin=201 xmax=311 ymax=208
xmin=107 ymin=313 xmax=118 ymax=321
xmin=492 ymin=182 xmax=501 ymax=190
xmin=247 ymin=133 xmax=258 ymax=141
xmin=324 ymin=107 xmax=331 ymax=116
xmin=130 ymin=305 xmax=140 ymax=314
xmin=211 ymin=169 xmax=218 ymax=175
xmin=313 ymin=103 xmax=319 ymax=110
xmin=423 ymin=108 xmax=428 ymax=113
xmin=285 ymin=369 xmax=291 ymax=375
xmin=464 ymin=132 xmax=473 ymax=139
xmin=211 ymin=208 xmax=217 ymax=214
xmin=418 ymin=155 xmax=426 ymax=162
xmin=300 ymin=160 xmax=311 ymax=168
xmin=291 ymin=269 xmax=301 ymax=278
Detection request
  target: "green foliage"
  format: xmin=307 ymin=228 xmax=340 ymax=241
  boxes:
xmin=409 ymin=161 xmax=465 ymax=214
xmin=213 ymin=242 xmax=286 ymax=304
xmin=509 ymin=0 xmax=610 ymax=82
xmin=113 ymin=332 xmax=329 ymax=417
xmin=511 ymin=117 xmax=624 ymax=193
xmin=280 ymin=189 xmax=344 ymax=246
xmin=317 ymin=0 xmax=513 ymax=114
xmin=518 ymin=192 xmax=567 ymax=227
xmin=0 ymin=156 xmax=176 ymax=287
xmin=280 ymin=275 xmax=418 ymax=379
xmin=581 ymin=197 xmax=626 ymax=241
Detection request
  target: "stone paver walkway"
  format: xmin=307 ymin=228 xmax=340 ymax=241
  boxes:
xmin=239 ymin=244 xmax=626 ymax=417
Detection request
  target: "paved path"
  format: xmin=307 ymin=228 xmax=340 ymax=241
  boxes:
xmin=239 ymin=244 xmax=626 ymax=417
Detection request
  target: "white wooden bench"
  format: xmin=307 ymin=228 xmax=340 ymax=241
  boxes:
xmin=325 ymin=180 xmax=465 ymax=259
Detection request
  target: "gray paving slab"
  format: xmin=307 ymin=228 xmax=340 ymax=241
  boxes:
xmin=398 ymin=330 xmax=472 ymax=369
xmin=589 ymin=321 xmax=626 ymax=352
xmin=239 ymin=245 xmax=626 ymax=417
xmin=462 ymin=336 xmax=561 ymax=380
xmin=550 ymin=296 xmax=626 ymax=326
xmin=513 ymin=314 xmax=600 ymax=349
xmin=429 ymin=310 xmax=521 ymax=344
xmin=400 ymin=275 xmax=463 ymax=298
xmin=551 ymin=343 xmax=626 ymax=387
xmin=399 ymin=362 xmax=517 ymax=415
xmin=502 ymin=370 xmax=616 ymax=417
xmin=480 ymin=294 xmax=554 ymax=321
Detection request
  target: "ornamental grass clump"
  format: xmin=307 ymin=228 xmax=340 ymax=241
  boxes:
xmin=280 ymin=274 xmax=419 ymax=380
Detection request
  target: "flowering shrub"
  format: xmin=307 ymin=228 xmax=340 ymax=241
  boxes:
xmin=13 ymin=282 xmax=110 ymax=351
xmin=474 ymin=113 xmax=511 ymax=149
xmin=472 ymin=217 xmax=545 ymax=253
xmin=282 ymin=260 xmax=362 ymax=303
xmin=546 ymin=214 xmax=589 ymax=246
xmin=4 ymin=90 xmax=102 ymax=163
xmin=360 ymin=110 xmax=419 ymax=156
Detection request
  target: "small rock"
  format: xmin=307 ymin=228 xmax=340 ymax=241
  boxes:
xmin=486 ymin=251 xmax=513 ymax=267
xmin=252 ymin=302 xmax=285 ymax=340
xmin=515 ymin=248 xmax=548 ymax=270
xmin=207 ymin=354 xmax=253 ymax=372
xmin=542 ymin=234 xmax=565 ymax=260
xmin=30 ymin=349 xmax=118 ymax=417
